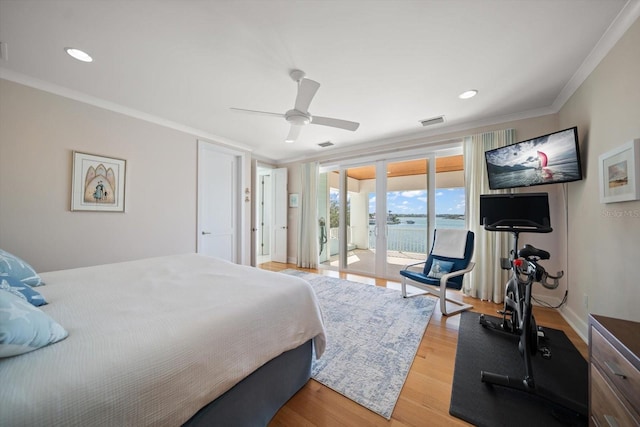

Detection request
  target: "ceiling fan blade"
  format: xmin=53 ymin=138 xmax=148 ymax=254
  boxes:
xmin=311 ymin=116 xmax=360 ymax=131
xmin=230 ymin=107 xmax=284 ymax=118
xmin=294 ymin=78 xmax=320 ymax=113
xmin=285 ymin=125 xmax=302 ymax=143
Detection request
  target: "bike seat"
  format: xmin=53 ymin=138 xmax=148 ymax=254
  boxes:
xmin=518 ymin=244 xmax=550 ymax=260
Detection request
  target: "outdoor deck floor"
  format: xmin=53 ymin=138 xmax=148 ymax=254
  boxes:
xmin=321 ymin=248 xmax=427 ymax=279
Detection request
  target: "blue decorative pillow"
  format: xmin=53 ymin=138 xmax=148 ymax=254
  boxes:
xmin=0 ymin=276 xmax=47 ymax=307
xmin=0 ymin=289 xmax=68 ymax=358
xmin=0 ymin=249 xmax=44 ymax=287
xmin=427 ymin=259 xmax=454 ymax=279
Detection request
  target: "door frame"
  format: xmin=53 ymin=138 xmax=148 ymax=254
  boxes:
xmin=251 ymin=163 xmax=288 ymax=266
xmin=252 ymin=161 xmax=271 ymax=266
xmin=271 ymin=167 xmax=288 ymax=264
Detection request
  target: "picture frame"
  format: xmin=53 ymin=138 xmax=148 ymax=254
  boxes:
xmin=289 ymin=193 xmax=299 ymax=208
xmin=71 ymin=151 xmax=126 ymax=212
xmin=599 ymin=139 xmax=640 ymax=204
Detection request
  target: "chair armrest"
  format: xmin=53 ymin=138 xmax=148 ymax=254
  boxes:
xmin=402 ymin=260 xmax=427 ymax=271
xmin=439 ymin=261 xmax=475 ymax=288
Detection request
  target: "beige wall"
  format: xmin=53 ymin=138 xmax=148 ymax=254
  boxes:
xmin=558 ymin=17 xmax=640 ymax=332
xmin=0 ymin=80 xmax=199 ymax=272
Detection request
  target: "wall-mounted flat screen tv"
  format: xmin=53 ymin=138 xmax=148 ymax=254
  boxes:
xmin=484 ymin=127 xmax=583 ymax=190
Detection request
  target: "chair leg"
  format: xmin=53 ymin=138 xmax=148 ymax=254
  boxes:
xmin=440 ymin=297 xmax=473 ymax=316
xmin=401 ymin=278 xmax=431 ymax=299
xmin=440 ymin=278 xmax=473 ymax=316
xmin=401 ymin=278 xmax=472 ymax=315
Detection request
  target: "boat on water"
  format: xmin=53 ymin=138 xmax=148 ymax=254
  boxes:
xmin=406 ymin=220 xmax=415 ymax=224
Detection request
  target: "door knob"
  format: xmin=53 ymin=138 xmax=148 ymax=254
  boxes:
xmin=201 ymin=231 xmax=212 ymax=235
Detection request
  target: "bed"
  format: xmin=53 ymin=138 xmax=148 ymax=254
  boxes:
xmin=0 ymin=253 xmax=326 ymax=426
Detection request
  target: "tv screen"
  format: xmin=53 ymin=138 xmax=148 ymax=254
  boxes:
xmin=484 ymin=127 xmax=583 ymax=190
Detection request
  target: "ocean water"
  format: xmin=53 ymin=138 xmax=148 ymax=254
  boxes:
xmin=392 ymin=216 xmax=464 ymax=228
xmin=368 ymin=216 xmax=465 ymax=253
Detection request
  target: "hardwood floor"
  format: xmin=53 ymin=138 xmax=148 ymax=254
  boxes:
xmin=261 ymin=262 xmax=588 ymax=427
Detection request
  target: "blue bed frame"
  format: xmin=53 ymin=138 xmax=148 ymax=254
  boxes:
xmin=184 ymin=339 xmax=313 ymax=426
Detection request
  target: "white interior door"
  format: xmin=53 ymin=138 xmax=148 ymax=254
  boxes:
xmin=253 ymin=165 xmax=273 ymax=265
xmin=272 ymin=167 xmax=288 ymax=263
xmin=197 ymin=141 xmax=238 ymax=262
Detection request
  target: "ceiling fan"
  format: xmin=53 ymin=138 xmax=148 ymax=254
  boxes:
xmin=231 ymin=70 xmax=360 ymax=143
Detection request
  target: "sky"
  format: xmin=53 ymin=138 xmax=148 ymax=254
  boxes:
xmin=368 ymin=188 xmax=465 ymax=215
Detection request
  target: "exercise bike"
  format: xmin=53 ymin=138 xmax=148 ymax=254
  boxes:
xmin=478 ymin=193 xmax=587 ymax=420
xmin=479 ymin=243 xmax=586 ymax=419
xmin=480 ymin=242 xmax=563 ymax=359
xmin=479 ymin=193 xmax=558 ymax=340
xmin=479 ymin=231 xmax=564 ymax=351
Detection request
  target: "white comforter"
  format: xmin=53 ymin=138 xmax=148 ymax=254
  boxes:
xmin=0 ymin=254 xmax=326 ymax=426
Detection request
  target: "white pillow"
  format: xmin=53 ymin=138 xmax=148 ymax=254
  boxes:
xmin=0 ymin=289 xmax=68 ymax=358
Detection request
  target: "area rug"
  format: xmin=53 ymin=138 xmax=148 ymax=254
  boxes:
xmin=281 ymin=270 xmax=436 ymax=419
xmin=450 ymin=311 xmax=588 ymax=427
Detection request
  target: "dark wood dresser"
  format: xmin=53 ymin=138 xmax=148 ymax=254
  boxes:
xmin=588 ymin=314 xmax=640 ymax=426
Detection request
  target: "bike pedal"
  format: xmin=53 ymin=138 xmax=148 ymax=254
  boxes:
xmin=540 ymin=347 xmax=552 ymax=359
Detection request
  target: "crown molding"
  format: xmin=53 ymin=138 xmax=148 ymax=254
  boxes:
xmin=276 ymin=105 xmax=556 ymax=166
xmin=0 ymin=68 xmax=254 ymax=154
xmin=552 ymin=0 xmax=640 ymax=111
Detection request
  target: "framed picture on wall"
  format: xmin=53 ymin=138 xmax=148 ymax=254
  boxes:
xmin=599 ymin=139 xmax=640 ymax=204
xmin=71 ymin=151 xmax=127 ymax=212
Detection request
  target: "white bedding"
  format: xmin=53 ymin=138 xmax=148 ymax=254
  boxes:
xmin=0 ymin=254 xmax=326 ymax=426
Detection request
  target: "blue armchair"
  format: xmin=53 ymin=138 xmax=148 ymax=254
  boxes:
xmin=400 ymin=229 xmax=475 ymax=316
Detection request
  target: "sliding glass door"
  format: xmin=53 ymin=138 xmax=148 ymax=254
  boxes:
xmin=318 ymin=151 xmax=465 ymax=280
xmin=384 ymin=158 xmax=430 ymax=278
xmin=317 ymin=165 xmax=378 ymax=276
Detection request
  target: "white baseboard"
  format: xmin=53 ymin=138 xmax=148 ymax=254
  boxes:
xmin=531 ymin=292 xmax=563 ymax=308
xmin=532 ymin=292 xmax=588 ymax=344
xmin=559 ymin=305 xmax=589 ymax=343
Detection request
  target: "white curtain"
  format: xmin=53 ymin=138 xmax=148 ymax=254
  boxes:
xmin=463 ymin=129 xmax=515 ymax=302
xmin=297 ymin=162 xmax=319 ymax=268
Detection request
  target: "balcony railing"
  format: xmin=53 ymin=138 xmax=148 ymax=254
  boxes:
xmin=327 ymin=218 xmax=464 ymax=256
xmin=328 ymin=226 xmax=428 ymax=255
xmin=368 ymin=227 xmax=429 ymax=254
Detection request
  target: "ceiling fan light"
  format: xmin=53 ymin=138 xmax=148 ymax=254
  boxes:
xmin=65 ymin=47 xmax=93 ymax=62
xmin=285 ymin=110 xmax=311 ymax=126
xmin=459 ymin=90 xmax=478 ymax=99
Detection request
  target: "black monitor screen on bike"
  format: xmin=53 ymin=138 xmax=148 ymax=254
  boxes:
xmin=480 ymin=193 xmax=551 ymax=231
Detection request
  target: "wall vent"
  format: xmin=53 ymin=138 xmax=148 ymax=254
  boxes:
xmin=419 ymin=115 xmax=445 ymax=127
xmin=318 ymin=141 xmax=334 ymax=148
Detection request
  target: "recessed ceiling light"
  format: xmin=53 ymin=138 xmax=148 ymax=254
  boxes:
xmin=459 ymin=90 xmax=478 ymax=99
xmin=65 ymin=47 xmax=93 ymax=63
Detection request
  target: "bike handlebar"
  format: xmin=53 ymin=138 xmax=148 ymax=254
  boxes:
xmin=514 ymin=246 xmax=564 ymax=290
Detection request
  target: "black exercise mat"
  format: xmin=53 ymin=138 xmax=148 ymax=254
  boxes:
xmin=450 ymin=312 xmax=588 ymax=427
